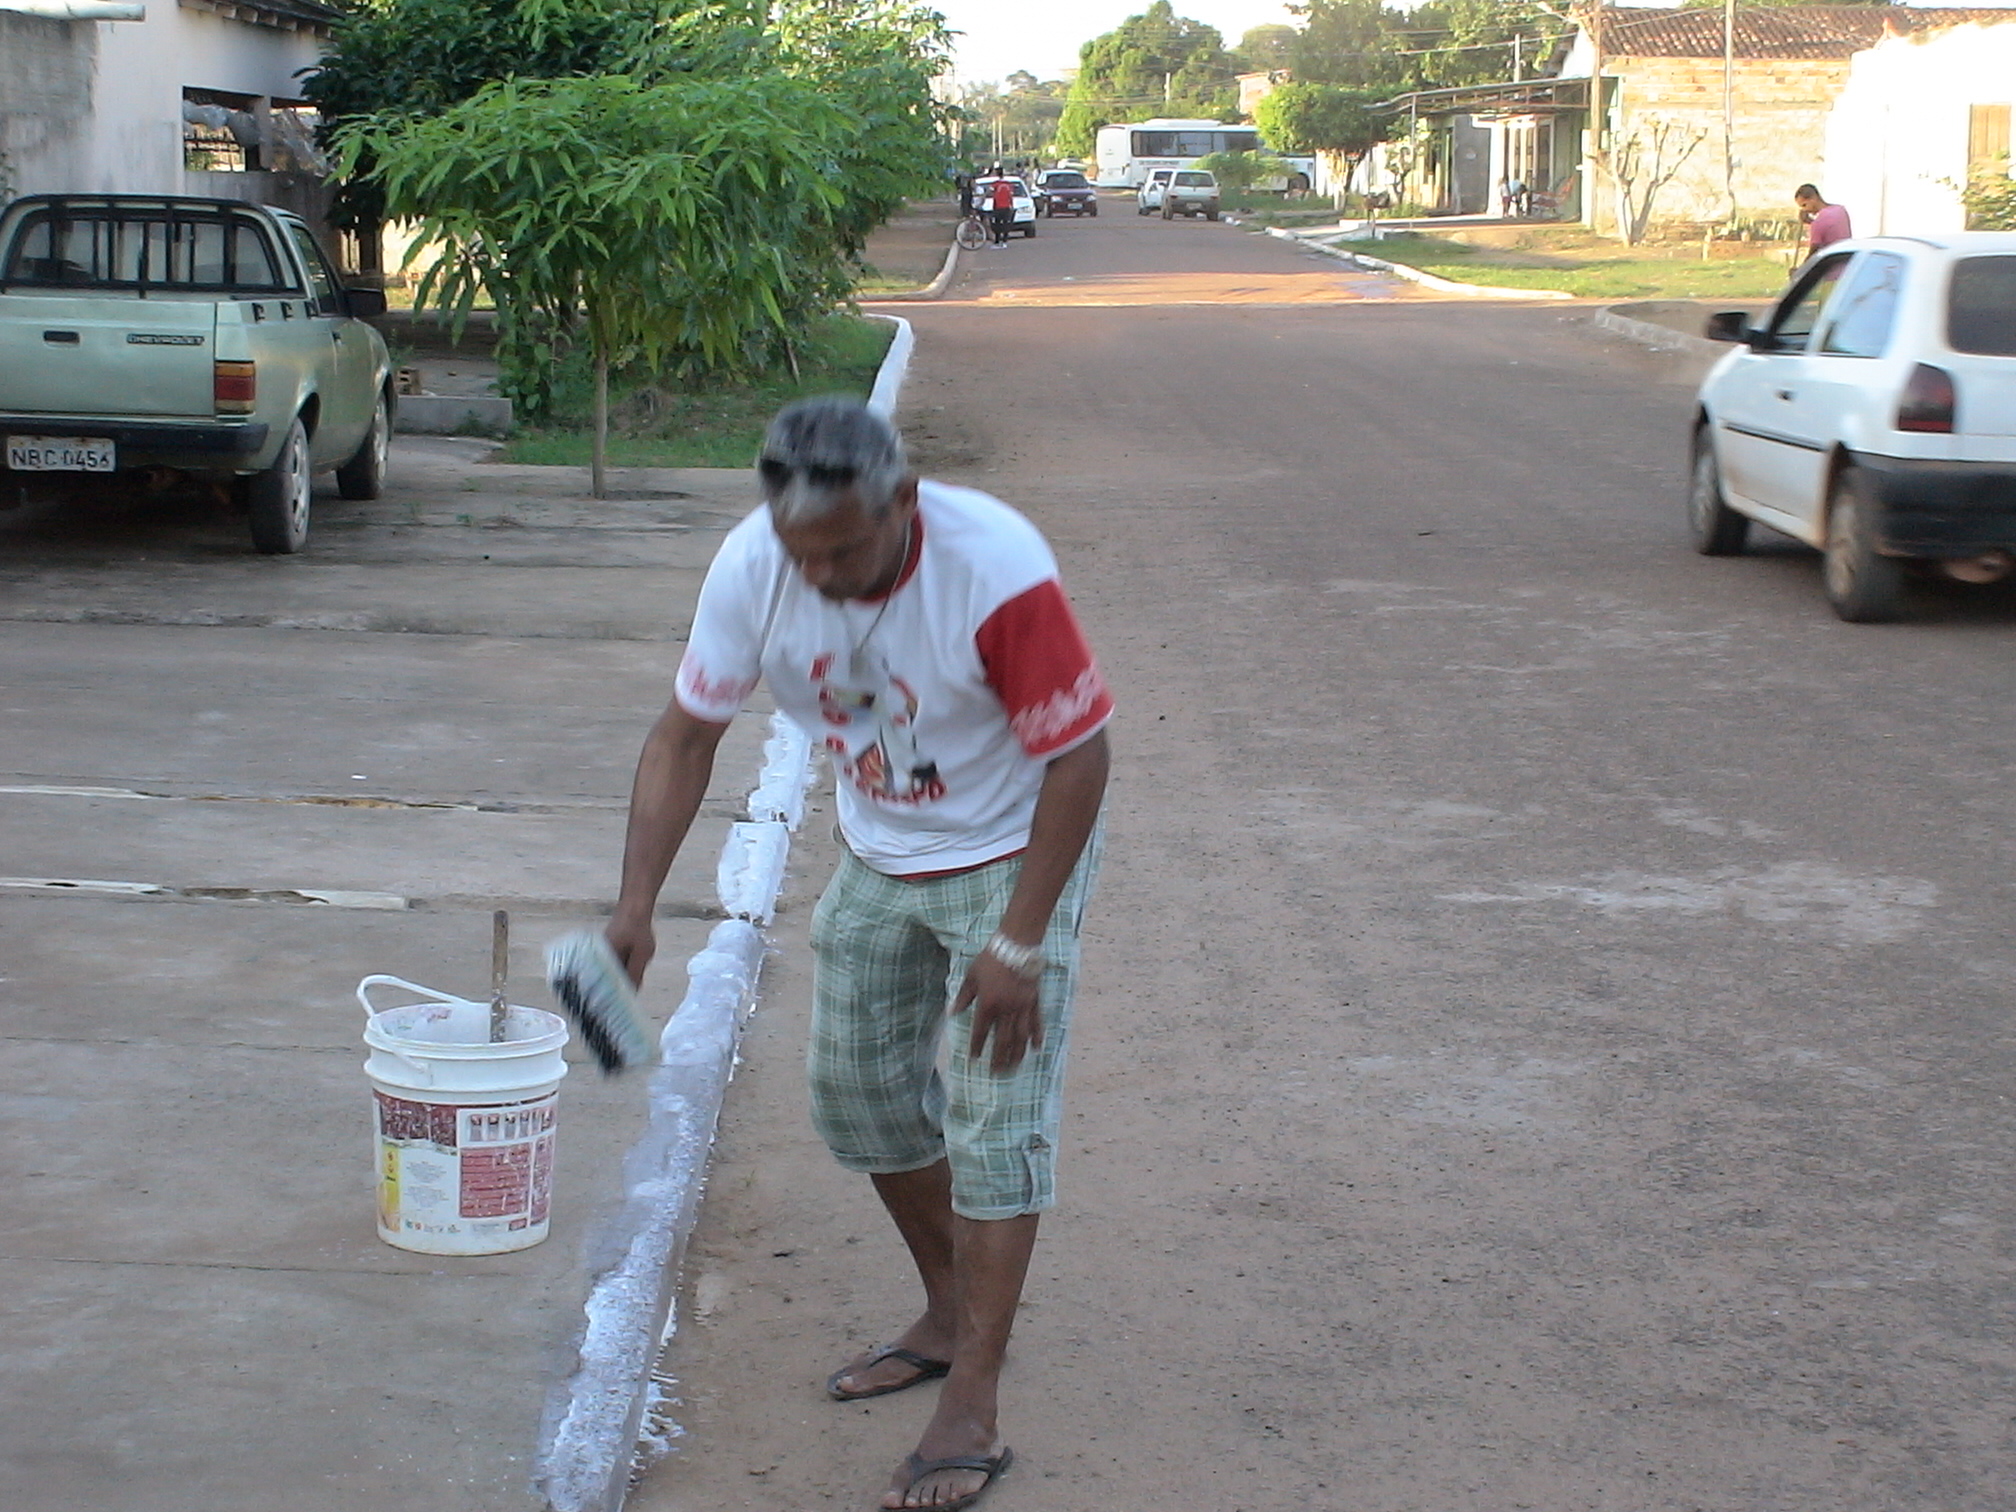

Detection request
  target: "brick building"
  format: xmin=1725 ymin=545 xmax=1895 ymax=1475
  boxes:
xmin=1557 ymin=6 xmax=2016 ymax=235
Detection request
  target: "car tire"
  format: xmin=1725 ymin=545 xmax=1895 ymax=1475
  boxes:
xmin=335 ymin=390 xmax=390 ymax=501
xmin=1161 ymin=204 xmax=1174 ymax=220
xmin=1089 ymin=204 xmax=1098 ymax=217
xmin=1686 ymin=430 xmax=1747 ymax=555
xmin=1822 ymin=468 xmax=1905 ymax=623
xmin=1207 ymin=208 xmax=1221 ymax=221
xmin=1024 ymin=220 xmax=1036 ymax=237
xmin=245 ymin=415 xmax=312 ymax=555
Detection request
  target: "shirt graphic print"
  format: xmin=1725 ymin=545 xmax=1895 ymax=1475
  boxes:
xmin=675 ymin=480 xmax=1113 ymax=875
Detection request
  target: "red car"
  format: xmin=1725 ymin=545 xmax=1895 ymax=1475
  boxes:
xmin=1036 ymin=169 xmax=1098 ymax=217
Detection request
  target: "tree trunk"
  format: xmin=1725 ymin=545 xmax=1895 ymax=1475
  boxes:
xmin=591 ymin=342 xmax=609 ymax=501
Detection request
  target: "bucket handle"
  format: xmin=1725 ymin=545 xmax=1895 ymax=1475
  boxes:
xmin=357 ymin=973 xmax=476 ymax=1019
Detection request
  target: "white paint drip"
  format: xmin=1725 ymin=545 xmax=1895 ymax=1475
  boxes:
xmin=1439 ymin=860 xmax=1937 ymax=946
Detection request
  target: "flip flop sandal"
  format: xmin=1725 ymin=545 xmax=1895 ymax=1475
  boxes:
xmin=889 ymin=1446 xmax=1013 ymax=1512
xmin=825 ymin=1343 xmax=952 ymax=1401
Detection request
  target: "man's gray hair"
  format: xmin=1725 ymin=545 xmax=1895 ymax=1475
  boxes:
xmin=757 ymin=396 xmax=909 ymax=526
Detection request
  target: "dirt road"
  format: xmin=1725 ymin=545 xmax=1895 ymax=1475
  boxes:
xmin=634 ymin=205 xmax=2016 ymax=1512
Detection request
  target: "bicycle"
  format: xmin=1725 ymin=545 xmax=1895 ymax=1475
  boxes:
xmin=955 ymin=212 xmax=988 ymax=251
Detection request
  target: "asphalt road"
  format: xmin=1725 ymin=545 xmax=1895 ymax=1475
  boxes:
xmin=639 ymin=206 xmax=2016 ymax=1511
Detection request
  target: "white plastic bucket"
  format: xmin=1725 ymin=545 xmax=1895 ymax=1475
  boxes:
xmin=358 ymin=974 xmax=570 ymax=1255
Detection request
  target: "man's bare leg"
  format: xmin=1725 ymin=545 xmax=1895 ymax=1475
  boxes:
xmin=882 ymin=1210 xmax=1039 ymax=1510
xmin=828 ymin=1162 xmax=960 ymax=1397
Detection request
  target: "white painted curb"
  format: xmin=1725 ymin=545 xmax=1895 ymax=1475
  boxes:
xmin=537 ymin=313 xmax=919 ymax=1512
xmin=865 ymin=313 xmax=915 ymax=418
xmin=1268 ymin=225 xmax=1574 ymax=301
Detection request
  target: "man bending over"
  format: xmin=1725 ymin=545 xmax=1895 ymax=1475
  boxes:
xmin=606 ymin=395 xmax=1112 ymax=1511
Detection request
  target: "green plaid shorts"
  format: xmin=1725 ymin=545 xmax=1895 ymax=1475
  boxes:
xmin=806 ymin=830 xmax=1101 ymax=1220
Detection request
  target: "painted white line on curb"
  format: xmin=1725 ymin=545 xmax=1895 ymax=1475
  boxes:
xmin=1266 ymin=225 xmax=1575 ymax=300
xmin=539 ymin=290 xmax=918 ymax=1512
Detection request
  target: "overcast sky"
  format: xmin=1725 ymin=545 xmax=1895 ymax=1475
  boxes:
xmin=933 ymin=0 xmax=1303 ymax=86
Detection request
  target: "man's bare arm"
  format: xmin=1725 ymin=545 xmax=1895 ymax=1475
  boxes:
xmin=956 ymin=728 xmax=1111 ymax=1072
xmin=606 ymin=702 xmax=731 ymax=986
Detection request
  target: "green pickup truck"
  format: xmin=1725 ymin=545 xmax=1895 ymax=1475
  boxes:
xmin=0 ymin=194 xmax=394 ymax=553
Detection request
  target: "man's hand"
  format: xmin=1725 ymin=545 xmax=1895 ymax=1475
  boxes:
xmin=953 ymin=950 xmax=1045 ymax=1075
xmin=605 ymin=913 xmax=657 ymax=990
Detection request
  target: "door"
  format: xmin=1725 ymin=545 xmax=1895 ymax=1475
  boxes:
xmin=285 ymin=221 xmax=372 ymax=465
xmin=1710 ymin=252 xmax=1852 ymax=532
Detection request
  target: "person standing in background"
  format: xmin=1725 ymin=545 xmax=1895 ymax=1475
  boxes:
xmin=1795 ymin=184 xmax=1852 ymax=260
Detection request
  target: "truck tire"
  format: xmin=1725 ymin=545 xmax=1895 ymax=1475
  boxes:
xmin=246 ymin=416 xmax=312 ymax=554
xmin=336 ymin=391 xmax=390 ymax=501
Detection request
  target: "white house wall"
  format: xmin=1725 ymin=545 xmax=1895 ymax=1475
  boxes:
xmin=1825 ymin=24 xmax=2016 ymax=235
xmin=5 ymin=2 xmax=323 ymax=197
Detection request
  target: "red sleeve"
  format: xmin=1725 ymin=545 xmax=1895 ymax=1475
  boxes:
xmin=974 ymin=580 xmax=1114 ymax=757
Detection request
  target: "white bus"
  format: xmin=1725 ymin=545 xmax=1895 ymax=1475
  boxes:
xmin=1093 ymin=118 xmax=1314 ymax=192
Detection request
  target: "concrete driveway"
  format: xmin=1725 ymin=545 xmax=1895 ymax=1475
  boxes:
xmin=0 ymin=440 xmax=767 ymax=1512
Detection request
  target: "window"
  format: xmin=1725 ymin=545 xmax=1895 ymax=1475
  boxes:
xmin=1948 ymin=255 xmax=2016 ymax=356
xmin=1769 ymin=253 xmax=1851 ymax=348
xmin=286 ymin=223 xmax=340 ymax=311
xmin=1818 ymin=252 xmax=1905 ymax=358
xmin=1 ymin=206 xmax=287 ymax=291
xmin=183 ymin=88 xmax=260 ymax=173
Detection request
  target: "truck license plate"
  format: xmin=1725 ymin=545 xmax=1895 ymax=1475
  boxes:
xmin=7 ymin=437 xmax=116 ymax=472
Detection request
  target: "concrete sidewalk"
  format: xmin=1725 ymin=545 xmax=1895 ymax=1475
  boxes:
xmin=0 ymin=438 xmax=776 ymax=1511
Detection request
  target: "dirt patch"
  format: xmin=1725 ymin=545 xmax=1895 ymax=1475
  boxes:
xmin=858 ymin=199 xmax=961 ymax=290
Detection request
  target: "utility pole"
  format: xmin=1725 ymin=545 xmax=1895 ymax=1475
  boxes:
xmin=1584 ymin=0 xmax=1607 ymax=232
xmin=1722 ymin=0 xmax=1737 ymax=222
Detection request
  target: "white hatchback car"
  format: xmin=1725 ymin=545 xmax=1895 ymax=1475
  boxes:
xmin=971 ymin=176 xmax=1037 ymax=238
xmin=1136 ymin=168 xmax=1175 ymax=215
xmin=1689 ymin=232 xmax=2016 ymax=621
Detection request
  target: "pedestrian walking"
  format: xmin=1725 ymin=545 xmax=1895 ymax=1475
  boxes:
xmin=605 ymin=396 xmax=1112 ymax=1512
xmin=1795 ymin=183 xmax=1852 ymax=260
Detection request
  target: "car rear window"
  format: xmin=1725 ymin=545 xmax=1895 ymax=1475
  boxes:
xmin=1045 ymin=173 xmax=1089 ymax=188
xmin=1 ymin=204 xmax=288 ymax=292
xmin=1948 ymin=256 xmax=2016 ymax=356
xmin=1174 ymin=172 xmax=1212 ymax=186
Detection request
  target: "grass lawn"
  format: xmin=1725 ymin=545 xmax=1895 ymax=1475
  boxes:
xmin=1362 ymin=227 xmax=1795 ymax=301
xmin=496 ymin=313 xmax=894 ymax=469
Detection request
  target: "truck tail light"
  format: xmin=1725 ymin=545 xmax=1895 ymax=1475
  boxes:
xmin=214 ymin=360 xmax=257 ymax=415
xmin=1896 ymin=363 xmax=1956 ymax=434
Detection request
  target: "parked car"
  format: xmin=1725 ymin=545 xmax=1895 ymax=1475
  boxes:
xmin=0 ymin=194 xmax=394 ymax=554
xmin=1036 ymin=169 xmax=1098 ymax=217
xmin=1688 ymin=232 xmax=2016 ymax=621
xmin=1160 ymin=169 xmax=1222 ymax=221
xmin=1136 ymin=168 xmax=1175 ymax=215
xmin=972 ymin=176 xmax=1038 ymax=238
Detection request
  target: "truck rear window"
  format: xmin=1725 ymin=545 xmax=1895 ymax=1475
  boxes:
xmin=1948 ymin=256 xmax=2016 ymax=356
xmin=1 ymin=206 xmax=288 ymax=293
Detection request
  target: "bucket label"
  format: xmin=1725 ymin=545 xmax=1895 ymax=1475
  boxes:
xmin=374 ymin=1090 xmax=557 ymax=1243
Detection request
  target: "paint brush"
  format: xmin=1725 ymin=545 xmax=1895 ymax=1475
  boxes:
xmin=544 ymin=928 xmax=651 ymax=1074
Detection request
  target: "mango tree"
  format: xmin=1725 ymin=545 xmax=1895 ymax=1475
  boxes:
xmin=352 ymin=71 xmax=850 ymax=497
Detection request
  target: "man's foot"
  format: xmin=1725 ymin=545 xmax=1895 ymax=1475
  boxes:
xmin=880 ymin=1445 xmax=1012 ymax=1511
xmin=825 ymin=1343 xmax=951 ymax=1401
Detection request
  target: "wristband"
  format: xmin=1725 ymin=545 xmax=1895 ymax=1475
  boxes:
xmin=982 ymin=931 xmax=1046 ymax=980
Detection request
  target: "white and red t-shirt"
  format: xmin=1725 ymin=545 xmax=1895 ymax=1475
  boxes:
xmin=676 ymin=480 xmax=1113 ymax=876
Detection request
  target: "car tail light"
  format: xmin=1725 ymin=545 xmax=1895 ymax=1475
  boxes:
xmin=1896 ymin=363 xmax=1956 ymax=433
xmin=214 ymin=360 xmax=256 ymax=414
